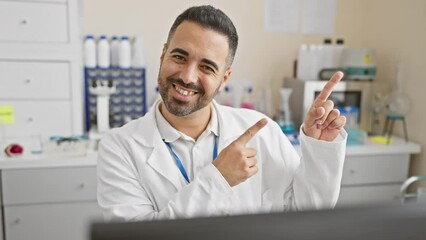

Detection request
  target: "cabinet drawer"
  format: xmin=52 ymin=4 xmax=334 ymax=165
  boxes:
xmin=341 ymin=154 xmax=410 ymax=185
xmin=4 ymin=202 xmax=102 ymax=240
xmin=0 ymin=1 xmax=68 ymax=43
xmin=0 ymin=100 xmax=73 ymax=137
xmin=337 ymin=184 xmax=401 ymax=207
xmin=2 ymin=167 xmax=97 ymax=205
xmin=0 ymin=60 xmax=70 ymax=99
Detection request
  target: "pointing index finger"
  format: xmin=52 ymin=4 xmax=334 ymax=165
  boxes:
xmin=235 ymin=118 xmax=268 ymax=145
xmin=313 ymin=71 xmax=344 ymax=107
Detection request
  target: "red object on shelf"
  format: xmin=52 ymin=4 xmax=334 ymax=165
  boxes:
xmin=4 ymin=144 xmax=24 ymax=157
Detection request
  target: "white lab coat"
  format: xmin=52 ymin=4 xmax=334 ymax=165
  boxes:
xmin=97 ymin=101 xmax=347 ymax=221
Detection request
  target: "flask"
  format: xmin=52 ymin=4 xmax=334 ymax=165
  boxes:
xmin=240 ymin=86 xmax=255 ymax=109
xmin=83 ymin=35 xmax=97 ymax=68
xmin=97 ymin=35 xmax=110 ymax=68
xmin=110 ymin=36 xmax=120 ymax=68
xmin=119 ymin=36 xmax=131 ymax=69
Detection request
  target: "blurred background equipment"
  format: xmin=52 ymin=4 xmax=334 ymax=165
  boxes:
xmin=83 ymin=35 xmax=147 ymax=136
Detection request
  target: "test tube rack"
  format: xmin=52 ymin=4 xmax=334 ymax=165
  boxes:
xmin=84 ymin=67 xmax=147 ymax=132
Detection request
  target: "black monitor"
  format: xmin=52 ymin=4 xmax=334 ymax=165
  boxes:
xmin=91 ymin=203 xmax=426 ymax=240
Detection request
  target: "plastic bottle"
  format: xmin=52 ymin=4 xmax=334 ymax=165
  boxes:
xmin=97 ymin=35 xmax=110 ymax=69
xmin=131 ymin=36 xmax=147 ymax=68
xmin=149 ymin=86 xmax=160 ymax=111
xmin=240 ymin=86 xmax=255 ymax=109
xmin=84 ymin=35 xmax=97 ymax=68
xmin=119 ymin=36 xmax=132 ymax=69
xmin=110 ymin=36 xmax=120 ymax=68
xmin=296 ymin=44 xmax=310 ymax=81
xmin=309 ymin=44 xmax=321 ymax=80
xmin=321 ymin=38 xmax=334 ymax=70
xmin=220 ymin=86 xmax=234 ymax=107
xmin=333 ymin=39 xmax=345 ymax=68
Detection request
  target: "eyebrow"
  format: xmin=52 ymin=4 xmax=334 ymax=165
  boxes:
xmin=170 ymin=48 xmax=219 ymax=72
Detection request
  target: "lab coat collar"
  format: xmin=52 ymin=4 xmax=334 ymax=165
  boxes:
xmin=213 ymin=100 xmax=245 ymax=149
xmin=129 ymin=99 xmax=243 ymax=190
xmin=131 ymin=99 xmax=183 ymax=190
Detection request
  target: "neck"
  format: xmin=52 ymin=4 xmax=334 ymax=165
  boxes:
xmin=160 ymin=102 xmax=212 ymax=140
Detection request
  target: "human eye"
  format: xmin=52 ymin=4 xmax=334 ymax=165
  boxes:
xmin=201 ymin=65 xmax=216 ymax=74
xmin=172 ymin=54 xmax=185 ymax=62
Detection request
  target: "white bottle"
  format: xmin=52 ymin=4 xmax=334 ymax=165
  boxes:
xmin=84 ymin=35 xmax=97 ymax=68
xmin=220 ymin=86 xmax=234 ymax=107
xmin=97 ymin=35 xmax=110 ymax=68
xmin=321 ymin=38 xmax=334 ymax=70
xmin=240 ymin=86 xmax=255 ymax=109
xmin=110 ymin=36 xmax=120 ymax=68
xmin=333 ymin=39 xmax=345 ymax=68
xmin=296 ymin=44 xmax=310 ymax=81
xmin=309 ymin=44 xmax=321 ymax=80
xmin=119 ymin=36 xmax=131 ymax=69
xmin=131 ymin=36 xmax=147 ymax=68
xmin=149 ymin=86 xmax=160 ymax=111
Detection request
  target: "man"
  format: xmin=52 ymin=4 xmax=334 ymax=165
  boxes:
xmin=97 ymin=5 xmax=347 ymax=221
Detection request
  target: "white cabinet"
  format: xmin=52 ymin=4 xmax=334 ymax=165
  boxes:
xmin=294 ymin=138 xmax=421 ymax=207
xmin=1 ymin=166 xmax=103 ymax=240
xmin=0 ymin=1 xmax=68 ymax=43
xmin=337 ymin=151 xmax=414 ymax=207
xmin=0 ymin=0 xmax=84 ymax=138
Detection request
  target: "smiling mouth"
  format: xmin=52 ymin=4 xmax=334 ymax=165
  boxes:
xmin=173 ymin=84 xmax=198 ymax=96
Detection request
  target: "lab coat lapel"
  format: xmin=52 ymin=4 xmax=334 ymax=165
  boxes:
xmin=131 ymin=109 xmax=183 ymax=191
xmin=213 ymin=101 xmax=244 ymax=150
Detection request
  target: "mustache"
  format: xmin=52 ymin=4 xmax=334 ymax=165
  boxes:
xmin=168 ymin=77 xmax=204 ymax=94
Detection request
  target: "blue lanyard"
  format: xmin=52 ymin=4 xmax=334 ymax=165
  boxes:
xmin=164 ymin=135 xmax=218 ymax=184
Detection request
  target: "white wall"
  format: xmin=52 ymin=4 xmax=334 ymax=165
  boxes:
xmin=82 ymin=0 xmax=426 ymax=181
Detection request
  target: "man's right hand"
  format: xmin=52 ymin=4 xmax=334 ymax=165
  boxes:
xmin=213 ymin=118 xmax=267 ymax=187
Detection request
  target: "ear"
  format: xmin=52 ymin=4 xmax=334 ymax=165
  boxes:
xmin=160 ymin=43 xmax=168 ymax=62
xmin=219 ymin=68 xmax=232 ymax=92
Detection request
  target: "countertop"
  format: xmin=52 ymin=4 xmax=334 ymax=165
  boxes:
xmin=0 ymin=137 xmax=421 ymax=170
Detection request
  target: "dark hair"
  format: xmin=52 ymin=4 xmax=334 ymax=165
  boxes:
xmin=167 ymin=5 xmax=238 ymax=67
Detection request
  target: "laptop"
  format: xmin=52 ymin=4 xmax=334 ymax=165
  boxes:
xmin=91 ymin=203 xmax=426 ymax=240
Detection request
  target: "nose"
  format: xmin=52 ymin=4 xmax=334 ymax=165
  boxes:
xmin=179 ymin=63 xmax=198 ymax=84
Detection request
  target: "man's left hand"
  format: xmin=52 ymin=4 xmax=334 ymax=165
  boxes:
xmin=302 ymin=71 xmax=347 ymax=141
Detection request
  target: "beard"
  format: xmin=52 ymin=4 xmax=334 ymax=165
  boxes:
xmin=158 ymin=74 xmax=221 ymax=117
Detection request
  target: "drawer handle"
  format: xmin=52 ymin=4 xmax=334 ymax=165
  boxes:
xmin=349 ymin=169 xmax=356 ymax=174
xmin=27 ymin=117 xmax=34 ymax=122
xmin=78 ymin=183 xmax=85 ymax=189
xmin=20 ymin=19 xmax=28 ymax=25
xmin=24 ymin=78 xmax=32 ymax=84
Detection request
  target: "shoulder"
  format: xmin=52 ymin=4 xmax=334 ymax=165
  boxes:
xmin=215 ymin=103 xmax=281 ymax=135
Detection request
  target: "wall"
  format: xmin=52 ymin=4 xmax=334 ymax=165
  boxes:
xmin=361 ymin=0 xmax=426 ymax=186
xmin=82 ymin=0 xmax=426 ymax=182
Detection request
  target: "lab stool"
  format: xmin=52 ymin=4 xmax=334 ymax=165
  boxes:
xmin=382 ymin=113 xmax=408 ymax=144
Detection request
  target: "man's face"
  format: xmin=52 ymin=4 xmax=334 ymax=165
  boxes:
xmin=158 ymin=21 xmax=232 ymax=117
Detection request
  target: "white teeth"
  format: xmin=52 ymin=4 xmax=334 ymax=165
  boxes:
xmin=175 ymin=85 xmax=195 ymax=96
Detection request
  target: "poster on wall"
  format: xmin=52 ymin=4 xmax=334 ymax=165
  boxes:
xmin=264 ymin=0 xmax=336 ymax=35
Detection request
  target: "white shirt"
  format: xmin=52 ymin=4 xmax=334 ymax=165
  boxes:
xmin=156 ymin=104 xmax=219 ymax=183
